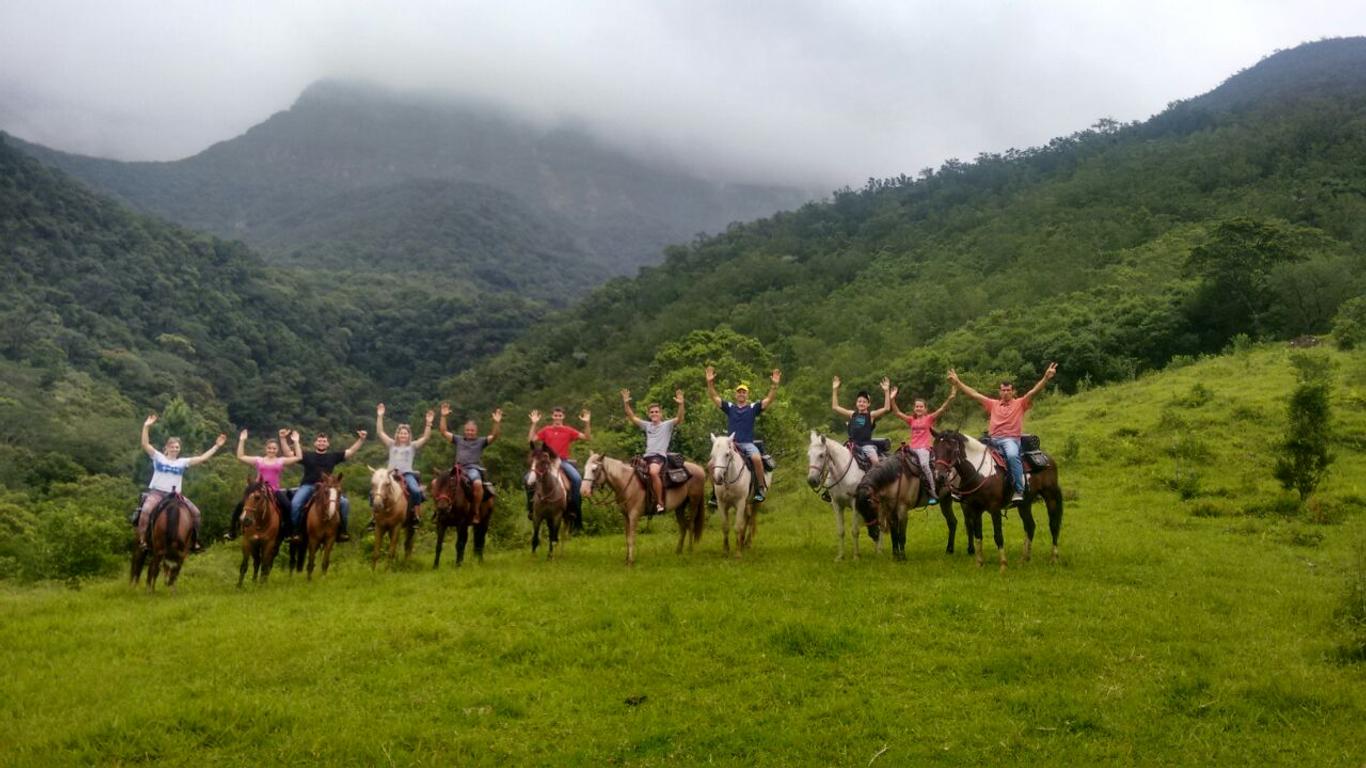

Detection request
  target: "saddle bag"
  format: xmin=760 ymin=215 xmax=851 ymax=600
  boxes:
xmin=871 ymin=438 xmax=892 ymax=455
xmin=1025 ymin=450 xmax=1051 ymax=470
xmin=1021 ymin=434 xmax=1041 ymax=452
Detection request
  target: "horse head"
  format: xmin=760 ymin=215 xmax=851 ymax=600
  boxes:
xmin=430 ymin=469 xmax=458 ymax=514
xmin=581 ymin=452 xmax=605 ymax=495
xmin=318 ymin=473 xmax=343 ymax=520
xmin=709 ymin=433 xmax=737 ymax=486
xmin=806 ymin=431 xmax=829 ymax=487
xmin=242 ymin=480 xmax=272 ymax=529
xmin=930 ymin=431 xmax=966 ymax=491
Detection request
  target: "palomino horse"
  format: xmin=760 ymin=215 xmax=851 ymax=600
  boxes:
xmin=855 ymin=448 xmax=959 ymax=561
xmin=130 ymin=491 xmax=194 ymax=593
xmin=708 ymin=434 xmax=756 ymax=558
xmin=237 ymin=481 xmax=282 ymax=587
xmin=368 ymin=467 xmax=414 ymax=570
xmin=304 ymin=473 xmax=344 ymax=579
xmin=931 ymin=431 xmax=1064 ymax=570
xmin=807 ymin=431 xmax=881 ymax=560
xmin=526 ymin=443 xmax=570 ymax=559
xmin=581 ymin=452 xmax=705 ymax=566
xmin=430 ymin=468 xmax=493 ymax=568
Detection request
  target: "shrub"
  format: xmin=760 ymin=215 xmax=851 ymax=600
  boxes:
xmin=1331 ymin=296 xmax=1366 ymax=350
xmin=1272 ymin=353 xmax=1335 ymax=501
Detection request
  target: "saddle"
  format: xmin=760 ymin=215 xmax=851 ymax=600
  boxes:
xmin=454 ymin=464 xmax=496 ymax=500
xmin=753 ymin=440 xmax=776 ymax=472
xmin=846 ymin=438 xmax=892 ymax=471
xmin=982 ymin=434 xmax=1052 ymax=472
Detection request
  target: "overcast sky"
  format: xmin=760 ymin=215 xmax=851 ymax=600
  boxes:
xmin=2 ymin=1 xmax=1364 ymax=188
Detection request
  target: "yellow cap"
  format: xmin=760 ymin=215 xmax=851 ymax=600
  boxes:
xmin=735 ymin=381 xmax=750 ymax=392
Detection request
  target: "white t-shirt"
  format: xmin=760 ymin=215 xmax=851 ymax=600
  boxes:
xmin=636 ymin=418 xmax=677 ymax=457
xmin=148 ymin=451 xmax=191 ymax=493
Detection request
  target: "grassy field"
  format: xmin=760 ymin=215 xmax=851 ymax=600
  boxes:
xmin=2 ymin=345 xmax=1364 ymax=766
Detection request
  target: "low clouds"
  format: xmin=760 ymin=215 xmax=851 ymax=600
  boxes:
xmin=2 ymin=1 xmax=1364 ymax=188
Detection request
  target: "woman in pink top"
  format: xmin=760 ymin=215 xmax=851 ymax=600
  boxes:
xmin=228 ymin=429 xmax=302 ymax=539
xmin=888 ymin=386 xmax=955 ymax=502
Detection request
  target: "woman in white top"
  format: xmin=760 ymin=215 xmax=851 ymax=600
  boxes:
xmin=376 ymin=403 xmax=435 ymax=518
xmin=136 ymin=413 xmax=226 ymax=552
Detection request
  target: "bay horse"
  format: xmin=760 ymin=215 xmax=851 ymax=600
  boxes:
xmin=854 ymin=446 xmax=961 ymax=561
xmin=130 ymin=490 xmax=193 ymax=593
xmin=581 ymin=452 xmax=705 ymax=566
xmin=931 ymin=430 xmax=1064 ymax=570
xmin=368 ymin=466 xmax=414 ymax=570
xmin=807 ymin=431 xmax=881 ymax=560
xmin=430 ymin=467 xmax=493 ymax=568
xmin=527 ymin=443 xmax=570 ymax=560
xmin=708 ymin=434 xmax=755 ymax=558
xmin=304 ymin=473 xmax=344 ymax=579
xmin=237 ymin=481 xmax=282 ymax=587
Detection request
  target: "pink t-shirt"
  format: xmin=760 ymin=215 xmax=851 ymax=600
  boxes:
xmin=255 ymin=458 xmax=285 ymax=491
xmin=903 ymin=413 xmax=937 ymax=450
xmin=985 ymin=396 xmax=1032 ymax=438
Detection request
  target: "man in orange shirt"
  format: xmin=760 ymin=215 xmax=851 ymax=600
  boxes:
xmin=947 ymin=362 xmax=1057 ymax=503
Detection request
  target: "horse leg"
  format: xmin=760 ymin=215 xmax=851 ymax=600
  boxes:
xmin=940 ymin=497 xmax=958 ymax=555
xmin=1046 ymin=488 xmax=1064 ymax=563
xmin=548 ymin=516 xmax=559 ymax=560
xmin=745 ymin=501 xmax=757 ymax=550
xmin=732 ymin=503 xmax=745 ymax=560
xmin=1017 ymin=501 xmax=1037 ymax=563
xmin=721 ymin=504 xmax=732 ymax=556
xmin=531 ymin=512 xmax=542 ymax=554
xmin=238 ymin=545 xmax=250 ymax=588
xmin=474 ymin=523 xmax=487 ymax=563
xmin=990 ymin=509 xmax=1007 ymax=572
xmin=434 ymin=522 xmax=446 ymax=569
xmin=456 ymin=524 xmax=470 ymax=566
xmin=322 ymin=539 xmax=335 ymax=576
xmin=403 ymin=524 xmax=414 ymax=560
xmin=625 ymin=510 xmax=638 ymax=566
xmin=371 ymin=525 xmax=382 ymax=571
xmin=388 ymin=526 xmax=401 ymax=569
xmin=306 ymin=541 xmax=317 ymax=580
xmin=674 ymin=502 xmax=687 ymax=555
xmin=969 ymin=507 xmax=985 ymax=568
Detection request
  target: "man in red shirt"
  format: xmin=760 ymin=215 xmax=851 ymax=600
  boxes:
xmin=527 ymin=406 xmax=592 ymax=527
xmin=948 ymin=362 xmax=1057 ymax=503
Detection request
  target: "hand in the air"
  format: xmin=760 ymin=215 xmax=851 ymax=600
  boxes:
xmin=439 ymin=402 xmax=452 ymax=417
xmin=144 ymin=413 xmax=158 ymax=427
xmin=492 ymin=409 xmax=503 ymax=423
xmin=529 ymin=410 xmax=542 ymax=423
xmin=673 ymin=389 xmax=684 ymax=405
xmin=376 ymin=403 xmax=386 ymax=416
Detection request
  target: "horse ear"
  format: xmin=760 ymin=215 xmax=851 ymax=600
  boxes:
xmin=336 ymin=473 xmax=344 ymax=482
xmin=729 ymin=432 xmax=736 ymax=440
xmin=820 ymin=434 xmax=827 ymax=445
xmin=367 ymin=464 xmax=377 ymax=473
xmin=930 ymin=428 xmax=940 ymax=439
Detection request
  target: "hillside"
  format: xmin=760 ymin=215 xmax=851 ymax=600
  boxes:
xmin=13 ymin=80 xmax=813 ymax=287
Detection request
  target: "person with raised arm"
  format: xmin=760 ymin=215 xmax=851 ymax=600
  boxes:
xmin=375 ymin=403 xmax=436 ymax=524
xmin=226 ymin=428 xmax=302 ymax=539
xmin=622 ymin=388 xmax=685 ymax=514
xmin=706 ymin=366 xmax=780 ymax=502
xmin=288 ymin=428 xmax=366 ymax=542
xmin=947 ymin=362 xmax=1057 ymax=503
xmin=528 ymin=405 xmax=592 ymax=527
xmin=831 ymin=376 xmax=893 ymax=463
xmin=135 ymin=413 xmax=226 ymax=553
xmin=888 ymin=384 xmax=956 ymax=503
xmin=439 ymin=403 xmax=502 ymax=524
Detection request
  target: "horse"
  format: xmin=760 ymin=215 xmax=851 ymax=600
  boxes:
xmin=304 ymin=473 xmax=344 ymax=579
xmin=806 ymin=431 xmax=882 ymax=560
xmin=708 ymin=434 xmax=756 ymax=558
xmin=581 ymin=451 xmax=705 ymax=566
xmin=130 ymin=490 xmax=194 ymax=593
xmin=526 ymin=443 xmax=570 ymax=559
xmin=430 ymin=467 xmax=493 ymax=568
xmin=854 ymin=446 xmax=960 ymax=562
xmin=368 ymin=466 xmax=414 ymax=570
xmin=237 ymin=481 xmax=282 ymax=587
xmin=930 ymin=430 xmax=1064 ymax=570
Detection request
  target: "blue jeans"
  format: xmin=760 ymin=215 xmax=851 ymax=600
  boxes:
xmin=986 ymin=437 xmax=1024 ymax=494
xmin=736 ymin=442 xmax=760 ymax=461
xmin=291 ymin=483 xmax=351 ymax=530
xmin=560 ymin=460 xmax=582 ymax=511
xmin=402 ymin=472 xmax=424 ymax=504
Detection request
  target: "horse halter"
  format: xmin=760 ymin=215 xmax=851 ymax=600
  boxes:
xmin=712 ymin=440 xmax=745 ymax=486
xmin=935 ymin=437 xmax=987 ymax=495
xmin=808 ymin=440 xmax=854 ymax=495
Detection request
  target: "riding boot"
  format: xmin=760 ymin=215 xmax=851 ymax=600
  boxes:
xmin=190 ymin=525 xmax=204 ymax=554
xmin=337 ymin=517 xmax=351 ymax=543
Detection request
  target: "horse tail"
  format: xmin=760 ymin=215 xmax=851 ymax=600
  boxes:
xmin=164 ymin=502 xmax=180 ymax=552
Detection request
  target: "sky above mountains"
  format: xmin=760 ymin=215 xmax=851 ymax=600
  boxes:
xmin=3 ymin=1 xmax=1364 ymax=188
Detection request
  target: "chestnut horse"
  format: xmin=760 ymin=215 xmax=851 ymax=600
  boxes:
xmin=931 ymin=431 xmax=1064 ymax=570
xmin=130 ymin=491 xmax=194 ymax=593
xmin=304 ymin=473 xmax=344 ymax=579
xmin=368 ymin=466 xmax=414 ymax=570
xmin=855 ymin=447 xmax=961 ymax=561
xmin=237 ymin=481 xmax=282 ymax=587
xmin=527 ymin=443 xmax=570 ymax=559
xmin=581 ymin=452 xmax=705 ymax=566
xmin=429 ymin=468 xmax=493 ymax=568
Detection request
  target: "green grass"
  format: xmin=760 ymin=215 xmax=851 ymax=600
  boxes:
xmin=2 ymin=345 xmax=1365 ymax=766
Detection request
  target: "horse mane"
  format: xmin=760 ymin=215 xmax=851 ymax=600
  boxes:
xmin=859 ymin=455 xmax=904 ymax=492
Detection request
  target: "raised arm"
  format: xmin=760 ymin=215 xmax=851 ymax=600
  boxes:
xmin=343 ymin=430 xmax=367 ymax=460
xmin=870 ymin=377 xmax=892 ymax=419
xmin=579 ymin=410 xmax=592 ymax=441
xmin=235 ymin=429 xmax=258 ymax=465
xmin=140 ymin=413 xmax=158 ymax=457
xmin=527 ymin=410 xmax=542 ymax=442
xmin=830 ymin=376 xmax=854 ymax=418
xmin=674 ymin=390 xmax=685 ymax=426
xmin=887 ymin=386 xmax=908 ymax=420
xmin=375 ymin=403 xmax=394 ymax=447
xmin=1022 ymin=362 xmax=1058 ymax=401
xmin=931 ymin=388 xmax=957 ymax=418
xmin=412 ymin=410 xmax=436 ymax=449
xmin=487 ymin=409 xmax=503 ymax=444
xmin=947 ymin=368 xmax=992 ymax=407
xmin=290 ymin=430 xmax=303 ymax=458
xmin=705 ymin=366 xmax=723 ymax=408
xmin=276 ymin=429 xmax=296 ymax=459
xmin=620 ymin=389 xmax=641 ymax=425
xmin=761 ymin=369 xmax=782 ymax=410
xmin=439 ymin=402 xmax=455 ymax=441
xmin=188 ymin=433 xmax=228 ymax=466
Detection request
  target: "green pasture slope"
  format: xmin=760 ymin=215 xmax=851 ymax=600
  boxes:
xmin=2 ymin=344 xmax=1363 ymax=766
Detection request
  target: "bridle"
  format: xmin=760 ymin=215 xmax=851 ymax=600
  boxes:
xmin=934 ymin=436 xmax=989 ymax=496
xmin=432 ymin=471 xmax=458 ymax=510
xmin=711 ymin=440 xmax=747 ymax=486
xmin=807 ymin=438 xmax=855 ymax=496
xmin=530 ymin=452 xmax=565 ymax=503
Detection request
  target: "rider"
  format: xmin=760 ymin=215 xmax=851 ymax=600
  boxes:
xmin=888 ymin=385 xmax=956 ymax=503
xmin=706 ymin=366 xmax=781 ymax=503
xmin=228 ymin=428 xmax=301 ymax=538
xmin=947 ymin=362 xmax=1057 ymax=503
xmin=375 ymin=403 xmax=435 ymax=525
xmin=528 ymin=406 xmax=592 ymax=528
xmin=288 ymin=429 xmax=367 ymax=542
xmin=622 ymin=388 xmax=684 ymax=514
xmin=831 ymin=376 xmax=893 ymax=464
xmin=440 ymin=403 xmax=502 ymax=524
xmin=135 ymin=413 xmax=226 ymax=553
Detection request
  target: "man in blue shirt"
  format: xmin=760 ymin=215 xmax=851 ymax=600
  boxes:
xmin=706 ymin=366 xmax=781 ymax=502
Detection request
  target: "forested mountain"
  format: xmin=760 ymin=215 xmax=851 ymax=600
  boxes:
xmin=13 ymin=80 xmax=812 ymax=290
xmin=442 ymin=38 xmax=1366 ymax=459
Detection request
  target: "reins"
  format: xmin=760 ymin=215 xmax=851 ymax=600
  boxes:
xmin=808 ymin=441 xmax=855 ymax=497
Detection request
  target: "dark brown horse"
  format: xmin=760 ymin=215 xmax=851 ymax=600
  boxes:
xmin=854 ymin=447 xmax=961 ymax=561
xmin=528 ymin=443 xmax=570 ymax=559
xmin=304 ymin=473 xmax=344 ymax=579
xmin=931 ymin=431 xmax=1064 ymax=570
xmin=430 ymin=467 xmax=493 ymax=568
xmin=238 ymin=481 xmax=282 ymax=587
xmin=130 ymin=491 xmax=194 ymax=592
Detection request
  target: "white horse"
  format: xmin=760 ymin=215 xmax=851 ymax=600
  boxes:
xmin=807 ymin=431 xmax=881 ymax=560
xmin=708 ymin=434 xmax=755 ymax=558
